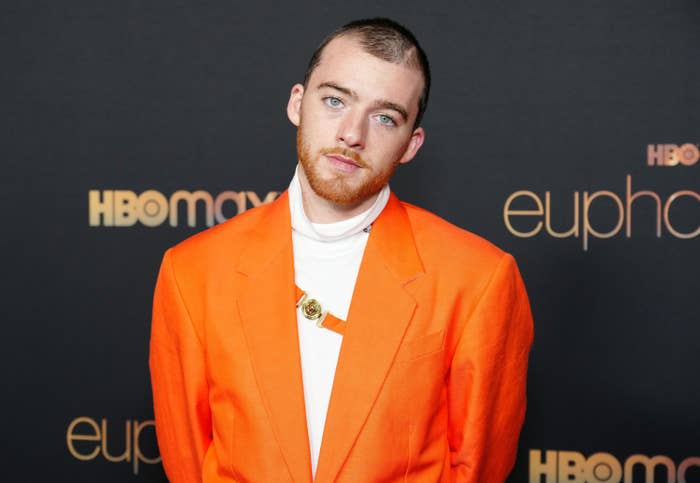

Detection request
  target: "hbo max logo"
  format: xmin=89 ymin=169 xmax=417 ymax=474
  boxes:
xmin=88 ymin=189 xmax=278 ymax=227
xmin=530 ymin=450 xmax=700 ymax=483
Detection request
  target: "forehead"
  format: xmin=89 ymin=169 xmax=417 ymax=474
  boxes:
xmin=308 ymin=35 xmax=423 ymax=114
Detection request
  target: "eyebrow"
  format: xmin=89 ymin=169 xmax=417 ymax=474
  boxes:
xmin=317 ymin=81 xmax=409 ymax=122
xmin=371 ymin=99 xmax=408 ymax=122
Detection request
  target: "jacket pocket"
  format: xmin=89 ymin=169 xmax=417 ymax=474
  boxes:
xmin=396 ymin=329 xmax=445 ymax=362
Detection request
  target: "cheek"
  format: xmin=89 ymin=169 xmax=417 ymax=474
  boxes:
xmin=370 ymin=133 xmax=410 ymax=163
xmin=301 ymin=101 xmax=338 ymax=130
xmin=303 ymin=119 xmax=336 ymax=146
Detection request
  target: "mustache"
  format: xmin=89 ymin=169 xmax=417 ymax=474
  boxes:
xmin=319 ymin=147 xmax=369 ymax=169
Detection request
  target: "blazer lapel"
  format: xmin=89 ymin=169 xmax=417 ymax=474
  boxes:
xmin=314 ymin=193 xmax=425 ymax=483
xmin=236 ymin=191 xmax=313 ymax=483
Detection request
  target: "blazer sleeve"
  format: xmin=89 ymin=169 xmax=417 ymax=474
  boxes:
xmin=447 ymin=253 xmax=534 ymax=482
xmin=149 ymin=249 xmax=212 ymax=482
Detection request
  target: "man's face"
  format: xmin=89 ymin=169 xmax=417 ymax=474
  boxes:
xmin=287 ymin=35 xmax=425 ymax=206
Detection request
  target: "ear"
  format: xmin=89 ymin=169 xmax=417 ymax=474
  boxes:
xmin=286 ymin=83 xmax=305 ymax=127
xmin=398 ymin=126 xmax=425 ymax=165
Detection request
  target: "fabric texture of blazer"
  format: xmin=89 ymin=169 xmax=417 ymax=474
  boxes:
xmin=150 ymin=190 xmax=534 ymax=483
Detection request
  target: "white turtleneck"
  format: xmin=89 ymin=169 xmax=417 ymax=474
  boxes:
xmin=288 ymin=165 xmax=390 ymax=478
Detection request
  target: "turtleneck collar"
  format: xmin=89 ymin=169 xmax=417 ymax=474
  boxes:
xmin=288 ymin=164 xmax=391 ymax=242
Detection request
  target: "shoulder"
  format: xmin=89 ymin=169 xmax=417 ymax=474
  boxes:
xmin=165 ymin=197 xmax=278 ymax=274
xmin=400 ymin=200 xmax=508 ymax=274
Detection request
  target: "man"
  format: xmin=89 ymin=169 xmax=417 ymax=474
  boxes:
xmin=150 ymin=18 xmax=533 ymax=483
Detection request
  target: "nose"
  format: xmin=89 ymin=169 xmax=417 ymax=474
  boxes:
xmin=336 ymin=111 xmax=366 ymax=149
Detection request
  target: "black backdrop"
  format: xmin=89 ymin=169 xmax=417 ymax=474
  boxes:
xmin=2 ymin=1 xmax=698 ymax=482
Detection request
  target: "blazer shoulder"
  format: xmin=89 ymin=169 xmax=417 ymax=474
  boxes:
xmin=166 ymin=198 xmax=277 ymax=272
xmin=400 ymin=201 xmax=508 ymax=272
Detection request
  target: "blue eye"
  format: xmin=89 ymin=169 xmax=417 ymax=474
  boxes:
xmin=324 ymin=97 xmax=343 ymax=108
xmin=377 ymin=114 xmax=395 ymax=126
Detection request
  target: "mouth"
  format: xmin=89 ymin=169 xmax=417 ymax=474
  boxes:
xmin=324 ymin=153 xmax=364 ymax=172
xmin=326 ymin=154 xmax=360 ymax=166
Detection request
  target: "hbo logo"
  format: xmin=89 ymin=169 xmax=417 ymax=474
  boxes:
xmin=647 ymin=144 xmax=699 ymax=167
xmin=530 ymin=449 xmax=700 ymax=483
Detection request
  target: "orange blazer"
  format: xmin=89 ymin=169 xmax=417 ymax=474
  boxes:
xmin=150 ymin=191 xmax=534 ymax=483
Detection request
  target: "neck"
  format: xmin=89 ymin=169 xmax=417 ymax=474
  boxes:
xmin=297 ymin=167 xmax=379 ymax=223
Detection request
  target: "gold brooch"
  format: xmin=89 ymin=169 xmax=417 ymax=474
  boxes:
xmin=296 ymin=291 xmax=327 ymax=327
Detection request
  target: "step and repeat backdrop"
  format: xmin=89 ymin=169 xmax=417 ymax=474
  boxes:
xmin=2 ymin=0 xmax=698 ymax=482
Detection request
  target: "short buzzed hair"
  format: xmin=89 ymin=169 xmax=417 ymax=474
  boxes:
xmin=303 ymin=18 xmax=431 ymax=128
